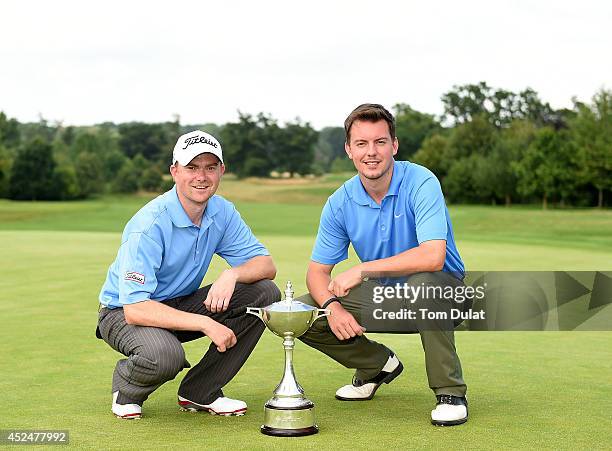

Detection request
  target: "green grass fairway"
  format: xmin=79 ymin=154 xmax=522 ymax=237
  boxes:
xmin=1 ymin=180 xmax=611 ymax=449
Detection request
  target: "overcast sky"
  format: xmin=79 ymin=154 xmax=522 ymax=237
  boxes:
xmin=1 ymin=0 xmax=610 ymax=129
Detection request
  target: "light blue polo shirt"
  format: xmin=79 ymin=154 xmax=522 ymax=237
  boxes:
xmin=311 ymin=161 xmax=464 ymax=278
xmin=99 ymin=186 xmax=269 ymax=309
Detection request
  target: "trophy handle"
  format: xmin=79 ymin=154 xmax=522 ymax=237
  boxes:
xmin=246 ymin=307 xmax=265 ymax=322
xmin=314 ymin=309 xmax=331 ymax=322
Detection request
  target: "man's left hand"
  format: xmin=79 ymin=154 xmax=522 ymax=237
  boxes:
xmin=204 ymin=269 xmax=238 ymax=313
xmin=328 ymin=265 xmax=364 ymax=297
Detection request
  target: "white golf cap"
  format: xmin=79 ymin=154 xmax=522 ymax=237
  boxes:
xmin=172 ymin=130 xmax=224 ymax=166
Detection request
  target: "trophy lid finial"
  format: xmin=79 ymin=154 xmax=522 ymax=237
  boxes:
xmin=284 ymin=281 xmax=294 ymax=303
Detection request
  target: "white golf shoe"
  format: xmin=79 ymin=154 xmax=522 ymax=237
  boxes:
xmin=431 ymin=395 xmax=468 ymax=426
xmin=112 ymin=391 xmax=142 ymax=419
xmin=335 ymin=352 xmax=403 ymax=401
xmin=178 ymin=395 xmax=247 ymax=416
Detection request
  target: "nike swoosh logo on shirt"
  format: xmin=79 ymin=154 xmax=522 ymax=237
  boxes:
xmin=394 ymin=213 xmax=403 ymax=218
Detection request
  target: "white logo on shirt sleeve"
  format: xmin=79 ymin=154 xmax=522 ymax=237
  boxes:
xmin=125 ymin=271 xmax=145 ymax=284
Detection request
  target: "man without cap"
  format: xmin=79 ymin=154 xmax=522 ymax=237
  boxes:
xmin=97 ymin=130 xmax=280 ymax=419
xmin=297 ymin=104 xmax=469 ymax=426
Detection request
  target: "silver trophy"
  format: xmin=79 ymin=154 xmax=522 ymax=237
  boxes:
xmin=246 ymin=281 xmax=329 ymax=436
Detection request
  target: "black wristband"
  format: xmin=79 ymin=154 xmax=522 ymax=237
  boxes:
xmin=321 ymin=297 xmax=342 ymax=309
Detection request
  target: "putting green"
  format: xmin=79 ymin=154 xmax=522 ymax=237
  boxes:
xmin=1 ymin=183 xmax=611 ymax=449
xmin=1 ymin=229 xmax=611 ymax=449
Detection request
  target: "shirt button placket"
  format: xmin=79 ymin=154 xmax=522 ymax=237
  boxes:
xmin=380 ymin=199 xmax=391 ymax=241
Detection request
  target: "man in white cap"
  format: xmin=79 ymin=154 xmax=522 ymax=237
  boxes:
xmin=97 ymin=130 xmax=280 ymax=419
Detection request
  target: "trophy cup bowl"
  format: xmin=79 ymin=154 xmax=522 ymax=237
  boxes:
xmin=246 ymin=281 xmax=329 ymax=436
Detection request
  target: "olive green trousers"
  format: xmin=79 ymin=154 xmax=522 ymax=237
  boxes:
xmin=297 ymin=271 xmax=467 ymax=397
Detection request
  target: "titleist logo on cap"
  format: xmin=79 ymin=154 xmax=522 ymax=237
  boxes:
xmin=182 ymin=135 xmax=218 ymax=150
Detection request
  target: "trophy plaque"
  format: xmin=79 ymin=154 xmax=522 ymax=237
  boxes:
xmin=246 ymin=281 xmax=329 ymax=436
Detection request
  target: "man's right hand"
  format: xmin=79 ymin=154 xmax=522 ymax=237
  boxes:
xmin=201 ymin=318 xmax=237 ymax=352
xmin=327 ymin=302 xmax=366 ymax=340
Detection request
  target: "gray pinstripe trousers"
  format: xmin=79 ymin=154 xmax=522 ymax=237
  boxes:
xmin=97 ymin=280 xmax=280 ymax=405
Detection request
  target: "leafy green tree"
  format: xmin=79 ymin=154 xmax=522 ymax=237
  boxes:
xmin=448 ymin=114 xmax=498 ymax=159
xmin=437 ymin=149 xmax=511 ymax=205
xmin=131 ymin=154 xmax=148 ymax=179
xmin=60 ymin=126 xmax=76 ymax=147
xmin=512 ymin=127 xmax=577 ymax=209
xmin=75 ymin=152 xmax=105 ymax=197
xmin=141 ymin=166 xmax=163 ymax=192
xmin=52 ymin=137 xmax=71 ymax=168
xmin=118 ymin=122 xmax=170 ymax=160
xmin=0 ymin=112 xmax=20 ymax=148
xmin=443 ymin=157 xmax=479 ymax=203
xmin=314 ymin=127 xmax=345 ymax=172
xmin=429 ymin=115 xmax=499 ymax=203
xmin=95 ymin=126 xmax=121 ymax=155
xmin=223 ymin=116 xmax=316 ymax=176
xmin=243 ymin=157 xmax=270 ymax=177
xmin=412 ymin=134 xmax=452 ymax=179
xmin=517 ymin=88 xmax=555 ymax=126
xmin=443 ymin=154 xmax=503 ymax=204
xmin=0 ymin=146 xmax=10 ymax=198
xmin=471 ymin=154 xmax=502 ymax=204
xmin=103 ymin=150 xmax=128 ymax=179
xmin=0 ymin=165 xmax=6 ymax=198
xmin=112 ymin=160 xmax=139 ymax=193
xmin=276 ymin=120 xmax=317 ymax=176
xmin=161 ymin=120 xmax=181 ymax=158
xmin=571 ymin=89 xmax=612 ymax=207
xmin=8 ymin=138 xmax=60 ymax=200
xmin=491 ymin=120 xmax=538 ymax=205
xmin=221 ymin=113 xmax=275 ymax=178
xmin=393 ymin=103 xmax=441 ymax=160
xmin=71 ymin=132 xmax=104 ymax=157
xmin=18 ymin=116 xmax=56 ymax=144
xmin=442 ymin=82 xmax=491 ymax=125
xmin=53 ymin=165 xmax=80 ymax=200
xmin=442 ymin=82 xmax=553 ymax=128
xmin=489 ymin=87 xmax=553 ymax=127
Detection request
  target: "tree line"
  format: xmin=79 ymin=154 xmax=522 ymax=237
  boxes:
xmin=0 ymin=82 xmax=609 ymax=207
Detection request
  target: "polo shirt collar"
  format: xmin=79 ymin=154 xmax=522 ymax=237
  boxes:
xmin=166 ymin=186 xmax=222 ymax=229
xmin=350 ymin=177 xmax=374 ymax=206
xmin=166 ymin=186 xmax=193 ymax=227
xmin=201 ymin=195 xmax=221 ymax=230
xmin=350 ymin=160 xmax=403 ymax=207
xmin=386 ymin=160 xmax=404 ymax=197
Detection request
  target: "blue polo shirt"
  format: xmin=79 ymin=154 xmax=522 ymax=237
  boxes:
xmin=311 ymin=161 xmax=464 ymax=277
xmin=99 ymin=186 xmax=269 ymax=309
